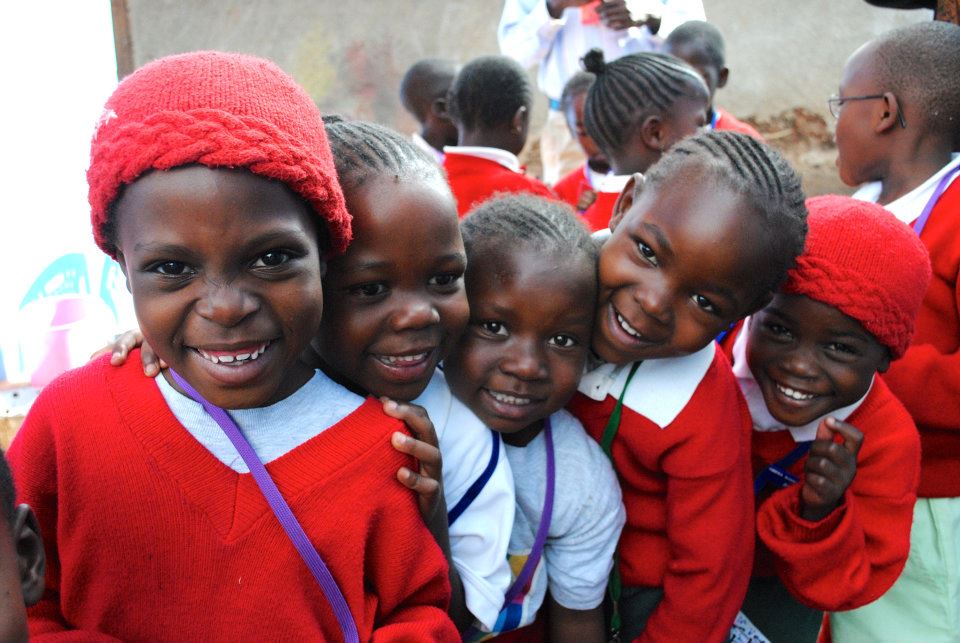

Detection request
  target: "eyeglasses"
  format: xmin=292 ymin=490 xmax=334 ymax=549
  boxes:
xmin=827 ymin=94 xmax=907 ymax=128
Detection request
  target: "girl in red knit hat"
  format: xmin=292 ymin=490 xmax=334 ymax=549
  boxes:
xmin=6 ymin=51 xmax=458 ymax=642
xmin=721 ymin=195 xmax=931 ymax=643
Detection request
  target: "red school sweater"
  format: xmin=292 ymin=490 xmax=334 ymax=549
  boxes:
xmin=713 ymin=107 xmax=764 ymax=140
xmin=443 ymin=152 xmax=556 ymax=217
xmin=553 ymin=163 xmax=598 ymax=213
xmin=883 ymin=178 xmax=960 ymax=497
xmin=7 ymin=354 xmax=457 ymax=642
xmin=568 ymin=344 xmax=754 ymax=643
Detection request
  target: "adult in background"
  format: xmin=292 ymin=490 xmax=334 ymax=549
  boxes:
xmin=498 ymin=0 xmax=705 ymax=184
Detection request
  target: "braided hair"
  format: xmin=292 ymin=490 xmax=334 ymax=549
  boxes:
xmin=582 ymin=49 xmax=708 ymax=155
xmin=461 ymin=193 xmax=598 ymax=270
xmin=323 ymin=117 xmax=444 ymax=191
xmin=448 ymin=55 xmax=532 ymax=131
xmin=647 ymin=130 xmax=808 ymax=297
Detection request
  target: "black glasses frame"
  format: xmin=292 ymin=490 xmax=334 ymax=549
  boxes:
xmin=827 ymin=93 xmax=907 ymax=128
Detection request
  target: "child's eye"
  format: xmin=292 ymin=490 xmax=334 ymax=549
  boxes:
xmin=429 ymin=273 xmax=461 ymax=289
xmin=251 ymin=250 xmax=292 ymax=268
xmin=826 ymin=342 xmax=857 ymax=356
xmin=637 ymin=241 xmax=658 ymax=265
xmin=692 ymin=294 xmax=718 ymax=314
xmin=549 ymin=334 xmax=577 ymax=348
xmin=763 ymin=322 xmax=792 ymax=338
xmin=480 ymin=321 xmax=508 ymax=336
xmin=151 ymin=261 xmax=193 ymax=276
xmin=349 ymin=283 xmax=387 ymax=298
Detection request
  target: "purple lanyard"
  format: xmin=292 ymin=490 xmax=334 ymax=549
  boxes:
xmin=912 ymin=165 xmax=960 ymax=236
xmin=502 ymin=418 xmax=556 ymax=606
xmin=169 ymin=370 xmax=359 ymax=643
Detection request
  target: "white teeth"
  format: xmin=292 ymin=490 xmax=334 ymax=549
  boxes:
xmin=488 ymin=390 xmax=532 ymax=406
xmin=197 ymin=342 xmax=269 ymax=365
xmin=777 ymin=383 xmax=815 ymax=401
xmin=616 ymin=312 xmax=641 ymax=338
xmin=379 ymin=352 xmax=428 ymax=365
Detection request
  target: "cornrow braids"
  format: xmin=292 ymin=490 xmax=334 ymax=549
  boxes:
xmin=323 ymin=118 xmax=443 ymax=191
xmin=581 ymin=49 xmax=708 ymax=155
xmin=461 ymin=193 xmax=598 ymax=268
xmin=448 ymin=55 xmax=532 ymax=131
xmin=647 ymin=130 xmax=808 ymax=297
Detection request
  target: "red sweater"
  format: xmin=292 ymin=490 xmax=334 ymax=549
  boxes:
xmin=580 ymin=189 xmax=620 ymax=232
xmin=443 ymin=152 xmax=555 ymax=217
xmin=714 ymin=107 xmax=764 ymax=140
xmin=883 ymin=178 xmax=960 ymax=497
xmin=568 ymin=345 xmax=754 ymax=643
xmin=7 ymin=354 xmax=457 ymax=642
xmin=751 ymin=377 xmax=920 ymax=611
xmin=553 ymin=163 xmax=597 ymax=213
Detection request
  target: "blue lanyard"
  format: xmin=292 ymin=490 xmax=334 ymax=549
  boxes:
xmin=447 ymin=429 xmax=500 ymax=526
xmin=753 ymin=441 xmax=813 ymax=495
xmin=912 ymin=165 xmax=960 ymax=236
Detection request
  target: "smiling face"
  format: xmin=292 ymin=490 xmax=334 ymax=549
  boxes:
xmin=834 ymin=44 xmax=886 ymax=187
xmin=747 ymin=293 xmax=889 ymax=426
xmin=593 ymin=169 xmax=770 ymax=364
xmin=114 ymin=166 xmax=325 ymax=409
xmin=445 ymin=244 xmax=595 ymax=444
xmin=315 ymin=174 xmax=469 ymax=401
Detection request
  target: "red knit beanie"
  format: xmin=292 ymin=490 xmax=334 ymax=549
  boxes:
xmin=783 ymin=195 xmax=931 ymax=359
xmin=88 ymin=51 xmax=351 ymax=258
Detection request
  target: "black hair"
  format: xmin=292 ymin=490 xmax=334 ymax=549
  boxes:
xmin=399 ymin=58 xmax=458 ymax=122
xmin=581 ymin=49 xmax=708 ymax=155
xmin=870 ymin=21 xmax=960 ymax=138
xmin=447 ymin=55 xmax=532 ymax=131
xmin=461 ymin=193 xmax=598 ymax=269
xmin=664 ymin=20 xmax=726 ymax=70
xmin=646 ymin=130 xmax=808 ymax=299
xmin=323 ymin=117 xmax=444 ymax=191
xmin=559 ymin=71 xmax=596 ymax=113
xmin=1 ymin=448 xmax=15 ymax=526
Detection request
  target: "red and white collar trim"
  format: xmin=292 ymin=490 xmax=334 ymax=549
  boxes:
xmin=578 ymin=342 xmax=716 ymax=428
xmin=443 ymin=145 xmax=522 ymax=173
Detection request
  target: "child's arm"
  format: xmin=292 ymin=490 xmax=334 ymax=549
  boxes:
xmin=547 ymin=597 xmax=605 ymax=643
xmin=381 ymin=400 xmax=471 ymax=632
xmin=757 ymin=415 xmax=920 ymax=611
xmin=799 ymin=418 xmax=862 ymax=522
xmin=92 ymin=328 xmax=165 ymax=377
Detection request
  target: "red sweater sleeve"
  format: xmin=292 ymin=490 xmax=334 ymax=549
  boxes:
xmin=755 ymin=382 xmax=920 ymax=611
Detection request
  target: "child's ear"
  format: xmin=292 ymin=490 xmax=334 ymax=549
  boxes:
xmin=431 ymin=96 xmax=449 ymax=120
xmin=717 ymin=66 xmax=729 ymax=90
xmin=877 ymin=349 xmax=891 ymax=374
xmin=511 ymin=105 xmax=528 ymax=134
xmin=875 ymin=92 xmax=902 ymax=133
xmin=610 ymin=173 xmax=646 ymax=232
xmin=638 ymin=114 xmax=664 ymax=151
xmin=12 ymin=505 xmax=45 ymax=607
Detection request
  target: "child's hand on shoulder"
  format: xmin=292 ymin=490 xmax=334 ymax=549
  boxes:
xmin=800 ymin=417 xmax=863 ymax=522
xmin=90 ymin=329 xmax=165 ymax=377
xmin=382 ymin=398 xmax=446 ymax=525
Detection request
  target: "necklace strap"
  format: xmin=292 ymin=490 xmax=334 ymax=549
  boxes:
xmin=913 ymin=164 xmax=960 ymax=236
xmin=169 ymin=370 xmax=359 ymax=643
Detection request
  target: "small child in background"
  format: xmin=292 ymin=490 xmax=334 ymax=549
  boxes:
xmin=0 ymin=448 xmax=44 ymax=643
xmin=399 ymin=58 xmax=460 ymax=164
xmin=551 ymin=71 xmax=612 ymax=215
xmin=721 ymin=196 xmax=929 ymax=643
xmin=568 ymin=130 xmax=809 ymax=643
xmin=664 ymin=20 xmax=764 ymax=139
xmin=580 ymin=49 xmax=709 ymax=231
xmin=445 ymin=194 xmax=625 ymax=643
xmin=8 ymin=52 xmax=457 ymax=641
xmin=443 ymin=55 xmax=556 ymax=216
xmin=827 ymin=21 xmax=960 ymax=643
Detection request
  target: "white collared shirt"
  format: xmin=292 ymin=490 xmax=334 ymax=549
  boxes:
xmin=443 ymin=145 xmax=523 ymax=174
xmin=731 ymin=319 xmax=872 ymax=442
xmin=853 ymin=153 xmax=960 ymax=224
xmin=595 ymin=172 xmax=633 ymax=195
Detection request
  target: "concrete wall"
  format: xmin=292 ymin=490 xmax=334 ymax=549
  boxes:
xmin=120 ymin=0 xmax=932 ymax=193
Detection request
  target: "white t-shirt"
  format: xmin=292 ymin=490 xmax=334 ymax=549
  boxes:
xmin=414 ymin=369 xmax=516 ymax=630
xmin=853 ymin=153 xmax=960 ymax=222
xmin=484 ymin=409 xmax=625 ymax=635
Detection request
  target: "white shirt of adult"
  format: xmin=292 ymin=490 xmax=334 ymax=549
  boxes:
xmin=498 ymin=0 xmax=706 ymax=103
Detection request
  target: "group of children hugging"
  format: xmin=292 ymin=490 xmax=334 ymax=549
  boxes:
xmin=0 ymin=13 xmax=957 ymax=643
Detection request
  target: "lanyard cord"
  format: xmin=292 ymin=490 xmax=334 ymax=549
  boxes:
xmin=598 ymin=361 xmax=641 ymax=641
xmin=913 ymin=164 xmax=960 ymax=236
xmin=169 ymin=370 xmax=359 ymax=643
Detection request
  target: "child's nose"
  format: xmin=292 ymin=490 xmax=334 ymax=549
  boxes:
xmin=500 ymin=340 xmax=547 ymax=381
xmin=195 ymin=281 xmax=259 ymax=327
xmin=780 ymin=346 xmax=819 ymax=378
xmin=634 ymin=278 xmax=672 ymax=325
xmin=389 ymin=295 xmax=440 ymax=331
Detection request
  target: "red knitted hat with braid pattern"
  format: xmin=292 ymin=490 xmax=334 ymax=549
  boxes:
xmin=783 ymin=195 xmax=931 ymax=359
xmin=88 ymin=51 xmax=351 ymax=258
